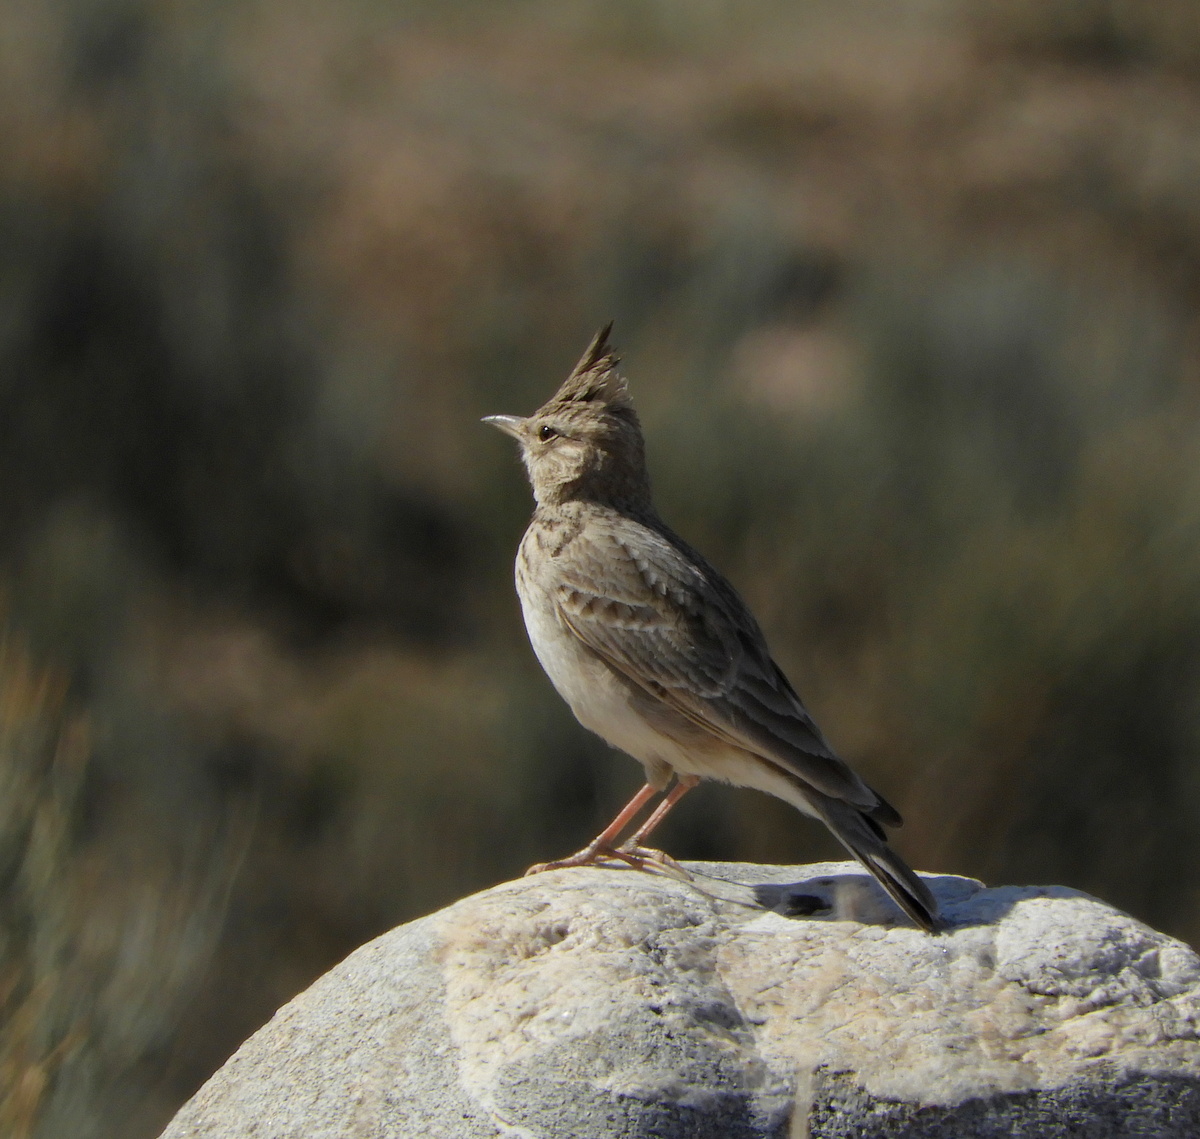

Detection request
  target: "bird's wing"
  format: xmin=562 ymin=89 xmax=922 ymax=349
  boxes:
xmin=551 ymin=515 xmax=885 ymax=814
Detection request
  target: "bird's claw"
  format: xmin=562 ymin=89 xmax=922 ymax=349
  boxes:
xmin=616 ymin=842 xmax=693 ymax=881
xmin=524 ymin=842 xmax=692 ymax=881
xmin=524 ymin=843 xmax=630 ymax=875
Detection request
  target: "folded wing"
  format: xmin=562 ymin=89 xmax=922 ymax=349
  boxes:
xmin=552 ymin=513 xmax=895 ymax=820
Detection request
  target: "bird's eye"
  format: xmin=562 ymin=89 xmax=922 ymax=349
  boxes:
xmin=538 ymin=424 xmax=559 ymax=442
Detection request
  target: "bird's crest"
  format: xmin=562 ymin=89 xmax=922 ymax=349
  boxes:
xmin=546 ymin=322 xmax=632 ymax=411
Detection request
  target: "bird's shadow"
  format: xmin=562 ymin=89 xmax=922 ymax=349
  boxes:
xmin=683 ymin=862 xmax=1081 ymax=932
xmin=752 ymin=872 xmax=983 ymax=931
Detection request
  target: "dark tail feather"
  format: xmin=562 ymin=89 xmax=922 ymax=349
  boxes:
xmin=817 ymin=797 xmax=941 ymax=933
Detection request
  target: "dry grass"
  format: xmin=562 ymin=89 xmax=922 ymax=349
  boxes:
xmin=0 ymin=639 xmax=89 ymax=1138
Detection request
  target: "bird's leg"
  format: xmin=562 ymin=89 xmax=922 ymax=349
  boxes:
xmin=624 ymin=774 xmax=700 ymax=846
xmin=617 ymin=775 xmax=700 ymax=875
xmin=525 ymin=781 xmax=660 ymax=875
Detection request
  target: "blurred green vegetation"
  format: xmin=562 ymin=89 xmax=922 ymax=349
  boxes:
xmin=6 ymin=0 xmax=1200 ymax=1133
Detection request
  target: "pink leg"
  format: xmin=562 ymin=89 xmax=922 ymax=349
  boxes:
xmin=624 ymin=774 xmax=700 ymax=847
xmin=525 ymin=782 xmax=660 ymax=875
xmin=587 ymin=781 xmax=660 ymax=848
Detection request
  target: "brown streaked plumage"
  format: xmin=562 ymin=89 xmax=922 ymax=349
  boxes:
xmin=484 ymin=324 xmax=940 ymax=932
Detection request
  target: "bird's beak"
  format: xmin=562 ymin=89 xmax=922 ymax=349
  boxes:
xmin=482 ymin=414 xmax=526 ymax=440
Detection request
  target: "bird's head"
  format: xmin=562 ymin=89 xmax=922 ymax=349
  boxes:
xmin=484 ymin=324 xmax=651 ymax=509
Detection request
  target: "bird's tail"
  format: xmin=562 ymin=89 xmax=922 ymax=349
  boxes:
xmin=815 ymin=795 xmax=941 ymax=933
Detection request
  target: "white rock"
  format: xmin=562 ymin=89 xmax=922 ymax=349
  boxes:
xmin=160 ymin=862 xmax=1200 ymax=1138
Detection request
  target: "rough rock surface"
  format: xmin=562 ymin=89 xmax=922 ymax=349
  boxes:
xmin=160 ymin=861 xmax=1200 ymax=1138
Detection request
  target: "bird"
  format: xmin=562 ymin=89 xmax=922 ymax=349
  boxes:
xmin=483 ymin=324 xmax=940 ymax=932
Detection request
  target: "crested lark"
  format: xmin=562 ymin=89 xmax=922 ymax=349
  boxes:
xmin=485 ymin=325 xmax=939 ymax=932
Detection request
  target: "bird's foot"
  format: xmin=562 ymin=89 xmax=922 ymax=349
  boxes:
xmin=616 ymin=842 xmax=693 ymax=881
xmin=524 ymin=842 xmax=692 ymax=880
xmin=524 ymin=842 xmax=635 ymax=876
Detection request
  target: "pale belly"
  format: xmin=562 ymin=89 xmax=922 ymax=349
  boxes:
xmin=518 ymin=586 xmax=678 ymax=780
